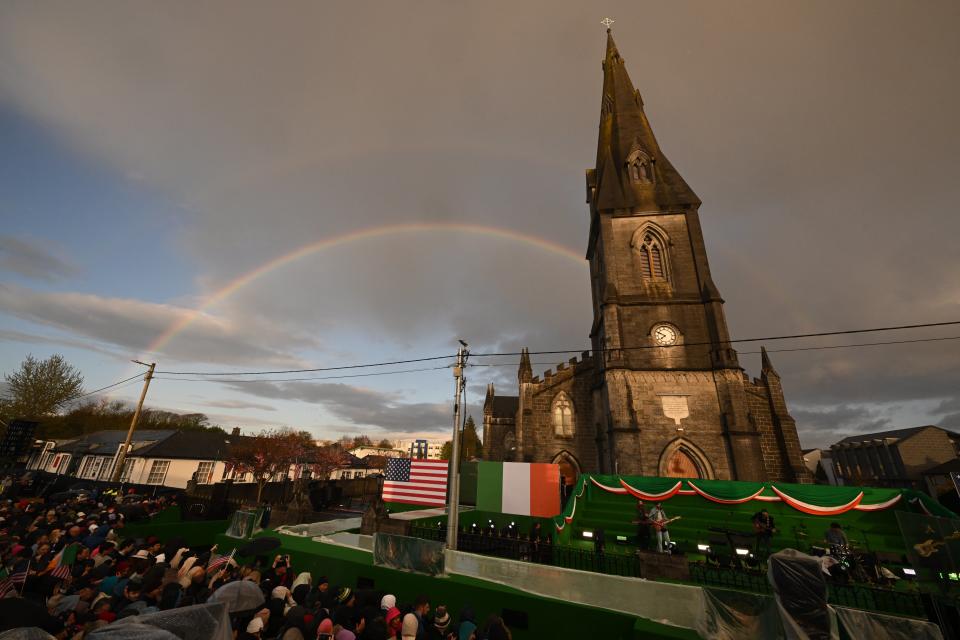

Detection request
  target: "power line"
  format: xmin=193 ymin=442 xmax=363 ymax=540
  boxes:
xmin=152 ymin=319 xmax=960 ymax=377
xmin=152 ymin=365 xmax=450 ymax=384
xmin=156 ymin=354 xmax=456 ymax=376
xmin=466 ymin=335 xmax=960 ymax=367
xmin=72 ymin=372 xmax=148 ymax=400
xmin=472 ymin=320 xmax=960 ymax=357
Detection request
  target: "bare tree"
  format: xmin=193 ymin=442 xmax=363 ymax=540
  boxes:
xmin=227 ymin=428 xmax=314 ymax=503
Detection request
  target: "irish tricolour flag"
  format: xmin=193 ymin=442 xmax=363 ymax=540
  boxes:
xmin=476 ymin=462 xmax=561 ymax=517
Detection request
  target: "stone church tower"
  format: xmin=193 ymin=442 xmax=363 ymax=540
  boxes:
xmin=483 ymin=30 xmax=812 ymax=484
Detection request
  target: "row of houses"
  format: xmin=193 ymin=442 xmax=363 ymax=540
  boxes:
xmin=802 ymin=425 xmax=960 ymax=504
xmin=26 ymin=429 xmax=398 ymax=489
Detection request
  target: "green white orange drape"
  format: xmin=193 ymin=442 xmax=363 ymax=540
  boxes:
xmin=551 ymin=474 xmax=944 ymax=532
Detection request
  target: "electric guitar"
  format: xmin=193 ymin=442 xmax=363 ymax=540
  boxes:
xmin=651 ymin=516 xmax=681 ymax=531
xmin=753 ymin=520 xmax=778 ymax=535
xmin=914 ymin=530 xmax=960 ymax=558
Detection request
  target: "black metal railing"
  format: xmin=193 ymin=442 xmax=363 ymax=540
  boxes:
xmin=688 ymin=563 xmax=930 ymax=619
xmin=411 ymin=526 xmax=945 ymax=621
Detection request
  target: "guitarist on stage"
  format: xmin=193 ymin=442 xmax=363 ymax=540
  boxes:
xmin=650 ymin=502 xmax=672 ymax=553
xmin=752 ymin=508 xmax=777 ymax=557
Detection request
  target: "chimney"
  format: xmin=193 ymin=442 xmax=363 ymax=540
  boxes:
xmin=231 ymin=427 xmax=241 ymax=437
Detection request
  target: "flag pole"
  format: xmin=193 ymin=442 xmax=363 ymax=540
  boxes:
xmin=19 ymin=559 xmax=30 ymax=596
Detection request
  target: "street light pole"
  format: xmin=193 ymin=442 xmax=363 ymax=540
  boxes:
xmin=445 ymin=343 xmax=468 ymax=550
xmin=111 ymin=361 xmax=155 ymax=483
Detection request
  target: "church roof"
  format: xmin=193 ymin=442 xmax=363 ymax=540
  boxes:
xmin=489 ymin=395 xmax=519 ymax=419
xmin=592 ymin=29 xmax=700 ymax=211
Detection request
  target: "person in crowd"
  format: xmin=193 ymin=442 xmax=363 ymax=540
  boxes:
xmin=0 ymin=478 xmax=518 ymax=640
xmin=411 ymin=594 xmax=430 ymax=640
xmin=429 ymin=604 xmax=451 ymax=639
xmin=401 ymin=612 xmax=419 ymax=640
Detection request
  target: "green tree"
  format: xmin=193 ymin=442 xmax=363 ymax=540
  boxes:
xmin=2 ymin=354 xmax=84 ymax=419
xmin=439 ymin=440 xmax=452 ymax=460
xmin=438 ymin=416 xmax=481 ymax=462
xmin=462 ymin=415 xmax=481 ymax=460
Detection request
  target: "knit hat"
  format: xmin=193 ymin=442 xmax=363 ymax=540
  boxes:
xmin=385 ymin=607 xmax=401 ymax=626
xmin=317 ymin=618 xmax=334 ymax=633
xmin=433 ymin=606 xmax=450 ymax=631
xmin=335 ymin=586 xmax=352 ymax=603
xmin=380 ymin=593 xmax=396 ymax=610
xmin=401 ymin=613 xmax=419 ymax=640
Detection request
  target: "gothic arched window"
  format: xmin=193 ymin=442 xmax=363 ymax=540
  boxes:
xmin=625 ymin=149 xmax=653 ymax=185
xmin=552 ymin=392 xmax=574 ymax=437
xmin=637 ymin=231 xmax=667 ymax=280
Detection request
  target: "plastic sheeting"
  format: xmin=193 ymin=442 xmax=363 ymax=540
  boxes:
xmin=373 ymin=533 xmax=444 ymax=576
xmin=698 ymin=588 xmax=785 ymax=640
xmin=444 ymin=548 xmax=706 ymax=631
xmin=208 ymin=580 xmax=266 ymax=613
xmin=767 ymin=549 xmax=837 ymax=640
xmin=0 ymin=630 xmax=56 ymax=640
xmin=275 ymin=518 xmax=362 ymax=537
xmin=834 ymin=606 xmax=943 ymax=640
xmin=87 ymin=602 xmax=232 ymax=640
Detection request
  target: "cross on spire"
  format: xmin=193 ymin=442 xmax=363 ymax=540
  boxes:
xmin=600 ymin=17 xmax=615 ymax=31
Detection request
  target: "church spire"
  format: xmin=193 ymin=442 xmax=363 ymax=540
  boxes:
xmin=518 ymin=347 xmax=533 ymax=383
xmin=760 ymin=346 xmax=780 ymax=378
xmin=591 ymin=28 xmax=700 ymax=211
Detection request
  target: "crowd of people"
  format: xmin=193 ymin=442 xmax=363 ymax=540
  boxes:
xmin=0 ymin=473 xmax=513 ymax=640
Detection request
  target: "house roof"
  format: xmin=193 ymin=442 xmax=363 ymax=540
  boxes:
xmin=835 ymin=425 xmax=957 ymax=446
xmin=489 ymin=396 xmax=519 ymax=419
xmin=53 ymin=430 xmax=176 ymax=455
xmin=129 ymin=430 xmax=240 ymax=460
xmin=921 ymin=458 xmax=960 ymax=476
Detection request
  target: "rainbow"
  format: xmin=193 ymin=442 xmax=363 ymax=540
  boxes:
xmin=143 ymin=222 xmax=586 ymax=358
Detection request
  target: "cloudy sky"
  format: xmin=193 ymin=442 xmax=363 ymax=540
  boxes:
xmin=1 ymin=1 xmax=958 ymax=448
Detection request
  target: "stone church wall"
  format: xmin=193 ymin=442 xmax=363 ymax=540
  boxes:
xmin=604 ymin=369 xmax=734 ymax=478
xmin=520 ymin=356 xmax=598 ymax=472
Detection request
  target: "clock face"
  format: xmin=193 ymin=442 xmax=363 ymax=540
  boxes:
xmin=653 ymin=324 xmax=679 ymax=346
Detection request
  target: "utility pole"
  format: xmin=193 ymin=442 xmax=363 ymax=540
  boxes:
xmin=445 ymin=342 xmax=468 ymax=550
xmin=111 ymin=361 xmax=155 ymax=483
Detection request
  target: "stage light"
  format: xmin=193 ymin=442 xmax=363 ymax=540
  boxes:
xmin=697 ymin=544 xmax=710 ymax=552
xmin=582 ymin=530 xmax=594 ymax=538
xmin=735 ymin=548 xmax=750 ymax=556
xmin=903 ymin=568 xmax=917 ymax=577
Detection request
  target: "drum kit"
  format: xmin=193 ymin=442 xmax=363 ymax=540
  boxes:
xmin=798 ymin=528 xmax=881 ymax=584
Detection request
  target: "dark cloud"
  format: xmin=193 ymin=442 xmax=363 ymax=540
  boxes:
xmin=201 ymin=399 xmax=277 ymax=412
xmin=0 ymin=235 xmax=78 ymax=281
xmin=1 ymin=2 xmax=958 ymax=438
xmin=221 ymin=380 xmax=449 ymax=433
xmin=791 ymin=404 xmax=894 ymax=449
xmin=0 ymin=284 xmax=312 ymax=366
xmin=932 ymin=397 xmax=960 ymax=430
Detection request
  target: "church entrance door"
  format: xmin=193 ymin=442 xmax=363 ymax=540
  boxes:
xmin=552 ymin=451 xmax=581 ymax=503
xmin=665 ymin=449 xmax=700 ymax=478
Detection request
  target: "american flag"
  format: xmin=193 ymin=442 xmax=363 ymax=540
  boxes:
xmin=50 ymin=565 xmax=71 ymax=580
xmin=0 ymin=568 xmax=28 ymax=597
xmin=382 ymin=458 xmax=449 ymax=506
xmin=206 ymin=550 xmax=234 ymax=573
